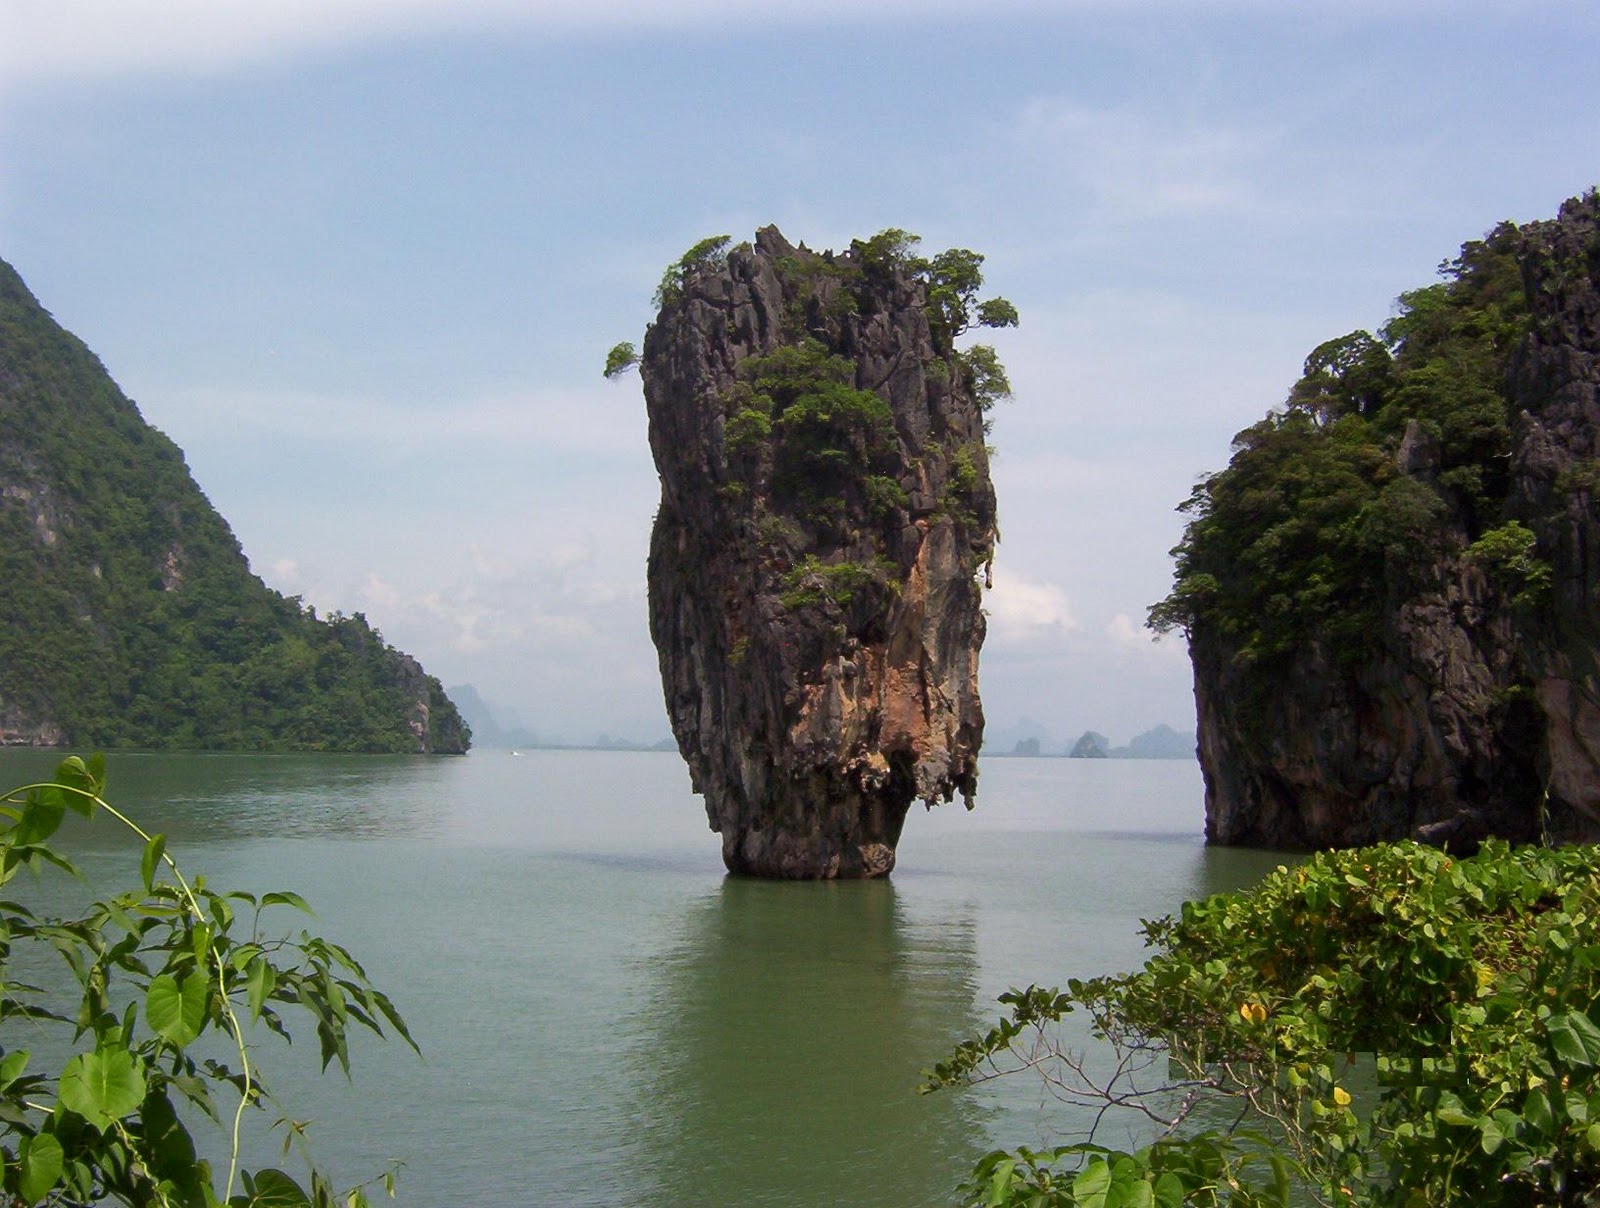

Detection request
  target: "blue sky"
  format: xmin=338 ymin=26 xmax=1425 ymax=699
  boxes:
xmin=2 ymin=1 xmax=1596 ymax=746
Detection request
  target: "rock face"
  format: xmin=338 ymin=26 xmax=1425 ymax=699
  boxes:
xmin=1175 ymin=193 xmax=1600 ymax=849
xmin=642 ymin=227 xmax=999 ymax=878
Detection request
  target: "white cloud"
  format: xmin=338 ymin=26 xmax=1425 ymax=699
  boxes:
xmin=1105 ymin=611 xmax=1187 ymax=660
xmin=1105 ymin=612 xmax=1152 ymax=650
xmin=317 ymin=533 xmax=649 ymax=676
xmin=359 ymin=571 xmax=404 ymax=612
xmin=13 ymin=0 xmax=1554 ymax=90
xmin=984 ymin=572 xmax=1078 ymax=642
xmin=0 ymin=0 xmax=1099 ymax=89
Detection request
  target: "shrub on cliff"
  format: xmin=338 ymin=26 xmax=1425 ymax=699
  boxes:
xmin=928 ymin=841 xmax=1600 ymax=1205
xmin=1148 ymin=218 xmax=1534 ymax=669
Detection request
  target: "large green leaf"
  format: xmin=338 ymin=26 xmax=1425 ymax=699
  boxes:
xmin=0 ymin=1049 xmax=28 ymax=1089
xmin=17 ymin=1132 xmax=63 ymax=1202
xmin=247 ymin=956 xmax=276 ymax=1022
xmin=139 ymin=1089 xmax=203 ymax=1195
xmin=1073 ymin=1159 xmax=1113 ymax=1208
xmin=230 ymin=1168 xmax=314 ymax=1207
xmin=147 ymin=970 xmax=210 ymax=1047
xmin=11 ymin=794 xmax=64 ymax=846
xmin=1548 ymin=1011 xmax=1600 ymax=1068
xmin=1153 ymin=1171 xmax=1186 ymax=1208
xmin=59 ymin=1045 xmax=147 ymax=1131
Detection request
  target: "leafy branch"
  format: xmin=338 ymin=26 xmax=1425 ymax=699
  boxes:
xmin=927 ymin=841 xmax=1600 ymax=1205
xmin=1 ymin=755 xmax=415 ymax=1207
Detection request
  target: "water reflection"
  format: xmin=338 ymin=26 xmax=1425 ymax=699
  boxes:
xmin=0 ymin=750 xmax=460 ymax=846
xmin=629 ymin=877 xmax=988 ymax=1207
xmin=1185 ymin=844 xmax=1298 ymax=904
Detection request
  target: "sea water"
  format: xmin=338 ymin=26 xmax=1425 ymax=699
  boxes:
xmin=0 ymin=749 xmax=1283 ymax=1206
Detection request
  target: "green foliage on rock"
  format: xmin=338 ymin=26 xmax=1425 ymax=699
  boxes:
xmin=602 ymin=340 xmax=638 ymax=378
xmin=778 ymin=555 xmax=896 ymax=611
xmin=1149 ymin=219 xmax=1542 ymax=689
xmin=718 ymin=340 xmax=901 ymax=541
xmin=653 ymin=235 xmax=733 ymax=308
xmin=958 ymin=343 xmax=1013 ymax=414
xmin=1468 ymin=521 xmax=1551 ymax=607
xmin=845 ymin=229 xmax=1020 ymax=352
xmin=0 ymin=258 xmax=469 ymax=752
xmin=929 ymin=840 xmax=1600 ymax=1206
xmin=0 ymin=756 xmax=413 ymax=1206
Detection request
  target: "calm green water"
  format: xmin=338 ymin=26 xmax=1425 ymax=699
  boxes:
xmin=0 ymin=749 xmax=1284 ymax=1206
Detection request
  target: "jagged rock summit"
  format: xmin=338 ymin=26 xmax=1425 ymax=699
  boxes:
xmin=1155 ymin=191 xmax=1600 ymax=849
xmin=640 ymin=226 xmax=1009 ymax=877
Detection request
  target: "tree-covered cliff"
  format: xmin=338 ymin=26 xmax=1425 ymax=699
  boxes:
xmin=630 ymin=226 xmax=1013 ymax=877
xmin=0 ymin=257 xmax=469 ymax=753
xmin=1152 ymin=190 xmax=1600 ymax=848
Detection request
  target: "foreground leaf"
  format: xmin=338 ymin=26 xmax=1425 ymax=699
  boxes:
xmin=18 ymin=1132 xmax=63 ymax=1202
xmin=231 ymin=1168 xmax=314 ymax=1207
xmin=59 ymin=1046 xmax=147 ymax=1131
xmin=148 ymin=969 xmax=210 ymax=1047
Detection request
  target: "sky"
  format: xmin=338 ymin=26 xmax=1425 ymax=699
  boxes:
xmin=1 ymin=1 xmax=1596 ymax=748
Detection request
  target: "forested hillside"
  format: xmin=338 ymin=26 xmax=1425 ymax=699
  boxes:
xmin=0 ymin=257 xmax=469 ymax=752
xmin=1152 ymin=191 xmax=1600 ymax=848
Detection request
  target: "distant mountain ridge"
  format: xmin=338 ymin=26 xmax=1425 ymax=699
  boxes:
xmin=1067 ymin=724 xmax=1195 ymax=760
xmin=446 ymin=684 xmax=541 ymax=749
xmin=0 ymin=256 xmax=469 ymax=752
xmin=1000 ymin=723 xmax=1196 ymax=759
xmin=449 ymin=684 xmax=674 ymax=751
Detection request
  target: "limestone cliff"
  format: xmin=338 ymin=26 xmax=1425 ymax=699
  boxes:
xmin=1158 ymin=192 xmax=1600 ymax=849
xmin=640 ymin=227 xmax=1007 ymax=877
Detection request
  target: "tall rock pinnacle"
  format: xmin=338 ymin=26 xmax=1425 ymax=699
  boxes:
xmin=638 ymin=226 xmax=1010 ymax=877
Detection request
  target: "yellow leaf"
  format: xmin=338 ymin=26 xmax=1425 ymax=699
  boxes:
xmin=1332 ymin=1086 xmax=1352 ymax=1107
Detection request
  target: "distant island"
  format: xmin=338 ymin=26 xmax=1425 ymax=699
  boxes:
xmin=998 ymin=724 xmax=1195 ymax=760
xmin=0 ymin=256 xmax=469 ymax=753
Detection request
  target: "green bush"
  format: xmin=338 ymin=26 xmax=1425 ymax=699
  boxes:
xmin=1467 ymin=521 xmax=1551 ymax=606
xmin=652 ymin=234 xmax=732 ymax=308
xmin=778 ymin=556 xmax=893 ymax=611
xmin=928 ymin=841 xmax=1600 ymax=1206
xmin=0 ymin=756 xmax=413 ymax=1207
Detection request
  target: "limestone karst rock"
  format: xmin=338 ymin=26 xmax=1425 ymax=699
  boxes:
xmin=1159 ymin=192 xmax=1600 ymax=849
xmin=641 ymin=227 xmax=1004 ymax=877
